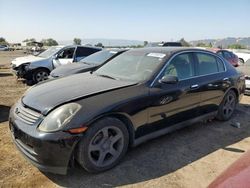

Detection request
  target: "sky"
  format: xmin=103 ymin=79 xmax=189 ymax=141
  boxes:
xmin=0 ymin=0 xmax=250 ymax=43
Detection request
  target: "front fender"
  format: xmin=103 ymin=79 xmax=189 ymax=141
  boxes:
xmin=28 ymin=58 xmax=53 ymax=71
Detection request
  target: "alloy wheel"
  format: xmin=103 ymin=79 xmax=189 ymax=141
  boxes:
xmin=88 ymin=126 xmax=124 ymax=167
xmin=223 ymin=92 xmax=236 ymax=118
xmin=35 ymin=71 xmax=49 ymax=82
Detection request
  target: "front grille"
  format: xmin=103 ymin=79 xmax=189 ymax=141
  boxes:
xmin=16 ymin=105 xmax=41 ymax=125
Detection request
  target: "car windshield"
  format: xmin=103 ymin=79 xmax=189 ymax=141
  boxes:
xmin=80 ymin=50 xmax=118 ymax=65
xmin=37 ymin=46 xmax=62 ymax=58
xmin=95 ymin=50 xmax=166 ymax=82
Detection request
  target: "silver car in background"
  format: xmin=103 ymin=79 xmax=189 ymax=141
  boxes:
xmin=0 ymin=45 xmax=9 ymax=51
xmin=11 ymin=45 xmax=101 ymax=83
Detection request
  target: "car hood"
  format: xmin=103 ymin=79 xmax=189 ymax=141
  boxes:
xmin=12 ymin=55 xmax=45 ymax=67
xmin=22 ymin=73 xmax=136 ymax=115
xmin=50 ymin=63 xmax=96 ymax=77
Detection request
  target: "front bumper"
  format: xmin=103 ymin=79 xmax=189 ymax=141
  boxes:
xmin=11 ymin=63 xmax=33 ymax=80
xmin=9 ymin=104 xmax=80 ymax=174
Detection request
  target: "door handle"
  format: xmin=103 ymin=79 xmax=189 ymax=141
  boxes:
xmin=190 ymin=84 xmax=199 ymax=89
xmin=223 ymin=77 xmax=229 ymax=81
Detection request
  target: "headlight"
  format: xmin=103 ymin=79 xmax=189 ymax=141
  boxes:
xmin=23 ymin=63 xmax=30 ymax=71
xmin=38 ymin=103 xmax=81 ymax=132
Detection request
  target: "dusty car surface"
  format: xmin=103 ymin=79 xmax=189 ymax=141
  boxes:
xmin=147 ymin=42 xmax=182 ymax=47
xmin=50 ymin=49 xmax=126 ymax=78
xmin=9 ymin=47 xmax=245 ymax=174
xmin=11 ymin=45 xmax=101 ymax=83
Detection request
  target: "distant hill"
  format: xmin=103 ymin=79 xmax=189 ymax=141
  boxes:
xmin=59 ymin=38 xmax=144 ymax=47
xmin=190 ymin=37 xmax=250 ymax=49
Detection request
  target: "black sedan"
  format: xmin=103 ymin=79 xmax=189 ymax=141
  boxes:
xmin=9 ymin=47 xmax=245 ymax=174
xmin=49 ymin=49 xmax=126 ymax=78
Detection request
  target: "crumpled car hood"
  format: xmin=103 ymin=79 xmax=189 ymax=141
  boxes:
xmin=12 ymin=55 xmax=45 ymax=67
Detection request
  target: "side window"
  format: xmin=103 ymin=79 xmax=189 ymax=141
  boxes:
xmin=217 ymin=57 xmax=225 ymax=72
xmin=196 ymin=53 xmax=219 ymax=75
xmin=75 ymin=47 xmax=100 ymax=61
xmin=57 ymin=47 xmax=75 ymax=59
xmin=162 ymin=53 xmax=194 ymax=80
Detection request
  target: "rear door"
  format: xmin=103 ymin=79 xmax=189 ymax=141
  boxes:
xmin=147 ymin=52 xmax=201 ymax=131
xmin=194 ymin=52 xmax=228 ymax=114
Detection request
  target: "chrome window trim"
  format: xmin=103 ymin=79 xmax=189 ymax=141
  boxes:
xmin=150 ymin=50 xmax=227 ymax=87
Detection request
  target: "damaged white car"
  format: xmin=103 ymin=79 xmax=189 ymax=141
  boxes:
xmin=11 ymin=45 xmax=101 ymax=83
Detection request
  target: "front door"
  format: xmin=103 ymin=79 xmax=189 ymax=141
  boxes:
xmin=53 ymin=47 xmax=76 ymax=68
xmin=147 ymin=52 xmax=201 ymax=133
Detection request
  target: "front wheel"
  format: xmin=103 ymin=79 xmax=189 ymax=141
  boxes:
xmin=76 ymin=117 xmax=129 ymax=173
xmin=33 ymin=69 xmax=49 ymax=83
xmin=216 ymin=90 xmax=237 ymax=121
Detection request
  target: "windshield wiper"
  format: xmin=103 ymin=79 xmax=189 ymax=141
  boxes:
xmin=97 ymin=74 xmax=117 ymax=80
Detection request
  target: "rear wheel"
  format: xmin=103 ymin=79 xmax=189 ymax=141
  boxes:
xmin=216 ymin=90 xmax=237 ymax=121
xmin=76 ymin=117 xmax=129 ymax=173
xmin=239 ymin=58 xmax=244 ymax=64
xmin=33 ymin=69 xmax=49 ymax=83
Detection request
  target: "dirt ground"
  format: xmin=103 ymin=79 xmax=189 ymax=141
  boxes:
xmin=0 ymin=51 xmax=250 ymax=188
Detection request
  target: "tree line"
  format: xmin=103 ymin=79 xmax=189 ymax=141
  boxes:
xmin=0 ymin=36 xmax=248 ymax=49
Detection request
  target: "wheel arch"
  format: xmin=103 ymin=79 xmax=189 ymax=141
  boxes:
xmin=239 ymin=58 xmax=244 ymax=63
xmin=224 ymin=87 xmax=239 ymax=103
xmin=32 ymin=67 xmax=51 ymax=74
xmin=86 ymin=113 xmax=135 ymax=146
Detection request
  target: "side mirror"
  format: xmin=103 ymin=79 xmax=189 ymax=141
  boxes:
xmin=53 ymin=54 xmax=58 ymax=60
xmin=159 ymin=75 xmax=178 ymax=84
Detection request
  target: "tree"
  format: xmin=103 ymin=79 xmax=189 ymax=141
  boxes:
xmin=196 ymin=42 xmax=207 ymax=47
xmin=144 ymin=41 xmax=148 ymax=46
xmin=227 ymin=44 xmax=246 ymax=49
xmin=73 ymin=38 xmax=81 ymax=45
xmin=22 ymin=38 xmax=36 ymax=46
xmin=179 ymin=38 xmax=191 ymax=47
xmin=95 ymin=42 xmax=104 ymax=48
xmin=41 ymin=38 xmax=58 ymax=46
xmin=0 ymin=37 xmax=8 ymax=45
xmin=196 ymin=42 xmax=213 ymax=48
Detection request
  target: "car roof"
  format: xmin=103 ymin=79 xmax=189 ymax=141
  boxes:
xmin=129 ymin=47 xmax=215 ymax=55
xmin=104 ymin=48 xmax=127 ymax=52
xmin=71 ymin=45 xmax=102 ymax=50
xmin=207 ymin=48 xmax=233 ymax=53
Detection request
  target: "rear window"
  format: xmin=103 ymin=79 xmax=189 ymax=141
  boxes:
xmin=217 ymin=57 xmax=225 ymax=72
xmin=196 ymin=53 xmax=222 ymax=75
xmin=75 ymin=47 xmax=101 ymax=60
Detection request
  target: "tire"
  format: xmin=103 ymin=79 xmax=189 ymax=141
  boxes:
xmin=239 ymin=58 xmax=244 ymax=65
xmin=76 ymin=117 xmax=129 ymax=173
xmin=216 ymin=90 xmax=237 ymax=121
xmin=33 ymin=69 xmax=49 ymax=83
